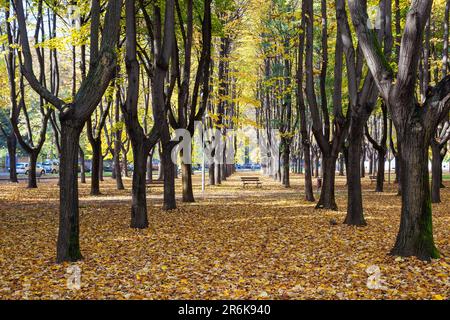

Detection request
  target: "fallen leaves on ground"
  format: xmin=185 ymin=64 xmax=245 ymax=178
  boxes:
xmin=0 ymin=173 xmax=448 ymax=299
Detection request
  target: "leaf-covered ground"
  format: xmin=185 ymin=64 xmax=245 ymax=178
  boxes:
xmin=0 ymin=173 xmax=448 ymax=299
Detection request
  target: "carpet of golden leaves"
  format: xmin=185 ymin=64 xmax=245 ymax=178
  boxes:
xmin=0 ymin=172 xmax=448 ymax=299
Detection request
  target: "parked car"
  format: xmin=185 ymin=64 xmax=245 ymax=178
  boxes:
xmin=42 ymin=160 xmax=59 ymax=174
xmin=15 ymin=163 xmax=46 ymax=176
xmin=15 ymin=163 xmax=28 ymax=174
xmin=242 ymin=163 xmax=253 ymax=169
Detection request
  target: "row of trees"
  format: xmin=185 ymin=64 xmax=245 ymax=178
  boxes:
xmin=256 ymin=0 xmax=450 ymax=261
xmin=0 ymin=0 xmax=219 ymax=262
xmin=0 ymin=0 xmax=449 ymax=263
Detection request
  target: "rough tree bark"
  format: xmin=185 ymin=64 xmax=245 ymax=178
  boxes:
xmin=348 ymin=0 xmax=449 ymax=260
xmin=304 ymin=0 xmax=348 ymax=209
xmin=14 ymin=0 xmax=123 ymax=262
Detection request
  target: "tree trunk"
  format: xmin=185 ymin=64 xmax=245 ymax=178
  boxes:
xmin=27 ymin=152 xmax=38 ymax=189
xmin=315 ymin=155 xmax=337 ymax=210
xmin=344 ymin=118 xmax=366 ymax=226
xmin=99 ymin=156 xmax=104 ymax=181
xmin=303 ymin=142 xmax=315 ymax=201
xmin=314 ymin=155 xmax=319 ymax=178
xmin=123 ymin=154 xmax=129 ymax=177
xmin=90 ymin=138 xmax=101 ymax=195
xmin=282 ymin=139 xmax=290 ymax=187
xmin=146 ymin=152 xmax=153 ymax=182
xmin=79 ymin=148 xmax=86 ymax=184
xmin=221 ymin=147 xmax=227 ymax=181
xmin=360 ymin=147 xmax=366 ymax=178
xmin=390 ymin=130 xmax=439 ymax=260
xmin=376 ymin=148 xmax=386 ymax=192
xmin=396 ymin=147 xmax=402 ymax=195
xmin=162 ymin=145 xmax=176 ymax=210
xmin=338 ymin=154 xmax=345 ymax=176
xmin=6 ymin=134 xmax=18 ymax=183
xmin=208 ymin=164 xmax=215 ymax=185
xmin=130 ymin=143 xmax=149 ymax=228
xmin=157 ymin=148 xmax=164 ymax=180
xmin=114 ymin=147 xmax=124 ymax=190
xmin=111 ymin=160 xmax=116 ymax=179
xmin=214 ymin=163 xmax=221 ymax=185
xmin=56 ymin=122 xmax=83 ymax=262
xmin=182 ymin=162 xmax=195 ymax=202
xmin=431 ymin=141 xmax=441 ymax=203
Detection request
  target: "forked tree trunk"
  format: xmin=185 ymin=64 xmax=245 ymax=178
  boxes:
xmin=130 ymin=143 xmax=149 ymax=228
xmin=182 ymin=162 xmax=195 ymax=202
xmin=90 ymin=138 xmax=101 ymax=195
xmin=344 ymin=118 xmax=366 ymax=226
xmin=431 ymin=141 xmax=441 ymax=203
xmin=27 ymin=152 xmax=38 ymax=189
xmin=316 ymin=155 xmax=337 ymax=210
xmin=391 ymin=130 xmax=439 ymax=260
xmin=6 ymin=134 xmax=18 ymax=183
xmin=56 ymin=122 xmax=83 ymax=262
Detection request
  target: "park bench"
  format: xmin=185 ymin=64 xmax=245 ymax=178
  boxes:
xmin=146 ymin=180 xmax=164 ymax=190
xmin=241 ymin=176 xmax=262 ymax=188
xmin=369 ymin=175 xmax=377 ymax=183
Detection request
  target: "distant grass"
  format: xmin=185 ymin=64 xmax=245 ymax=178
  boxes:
xmin=443 ymin=174 xmax=450 ymax=181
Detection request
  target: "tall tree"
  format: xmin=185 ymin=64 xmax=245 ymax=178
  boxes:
xmin=5 ymin=2 xmax=51 ymax=189
xmin=348 ymin=0 xmax=450 ymax=260
xmin=138 ymin=0 xmax=177 ymax=210
xmin=13 ymin=0 xmax=123 ymax=262
xmin=304 ymin=0 xmax=348 ymax=210
xmin=296 ymin=0 xmax=314 ymax=201
xmin=168 ymin=0 xmax=213 ymax=202
xmin=337 ymin=0 xmax=391 ymax=225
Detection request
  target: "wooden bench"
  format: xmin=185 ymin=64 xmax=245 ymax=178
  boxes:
xmin=146 ymin=180 xmax=164 ymax=189
xmin=241 ymin=176 xmax=262 ymax=188
xmin=369 ymin=175 xmax=377 ymax=183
